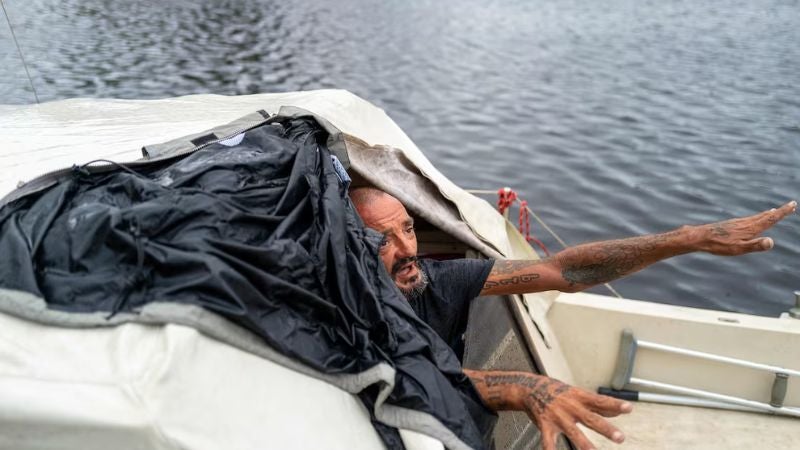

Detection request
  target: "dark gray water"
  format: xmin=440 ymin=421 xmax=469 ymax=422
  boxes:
xmin=2 ymin=0 xmax=799 ymax=316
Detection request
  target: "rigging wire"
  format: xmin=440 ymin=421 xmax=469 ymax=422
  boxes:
xmin=1 ymin=0 xmax=40 ymax=104
xmin=467 ymin=188 xmax=624 ymax=299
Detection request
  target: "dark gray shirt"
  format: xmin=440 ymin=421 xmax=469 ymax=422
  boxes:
xmin=408 ymin=258 xmax=498 ymax=446
xmin=409 ymin=258 xmax=494 ymax=361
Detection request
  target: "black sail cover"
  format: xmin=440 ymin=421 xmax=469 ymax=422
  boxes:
xmin=0 ymin=117 xmax=495 ymax=449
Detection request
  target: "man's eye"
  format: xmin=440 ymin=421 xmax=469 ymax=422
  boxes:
xmin=405 ymin=227 xmax=414 ymax=234
xmin=380 ymin=237 xmax=389 ymax=247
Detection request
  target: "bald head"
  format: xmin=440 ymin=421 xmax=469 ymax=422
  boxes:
xmin=350 ymin=187 xmax=391 ymax=212
xmin=349 ymin=187 xmax=427 ymax=299
xmin=350 ymin=187 xmax=404 ymax=225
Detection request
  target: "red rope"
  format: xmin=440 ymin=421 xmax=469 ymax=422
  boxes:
xmin=519 ymin=200 xmax=530 ymax=241
xmin=497 ymin=188 xmax=551 ymax=256
xmin=520 ymin=200 xmax=551 ymax=256
xmin=496 ymin=187 xmax=517 ymax=215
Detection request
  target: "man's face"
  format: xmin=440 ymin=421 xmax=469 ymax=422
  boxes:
xmin=354 ymin=194 xmax=425 ymax=296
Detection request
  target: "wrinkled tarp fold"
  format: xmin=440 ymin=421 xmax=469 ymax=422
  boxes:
xmin=0 ymin=116 xmax=493 ymax=449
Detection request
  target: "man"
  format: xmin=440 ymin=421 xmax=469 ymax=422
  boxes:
xmin=351 ymin=186 xmax=796 ymax=450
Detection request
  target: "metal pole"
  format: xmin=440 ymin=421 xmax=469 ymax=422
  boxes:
xmin=637 ymin=340 xmax=800 ymax=377
xmin=637 ymin=391 xmax=764 ymax=413
xmin=630 ymin=377 xmax=800 ymax=418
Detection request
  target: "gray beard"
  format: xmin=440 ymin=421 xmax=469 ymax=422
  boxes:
xmin=398 ymin=265 xmax=429 ymax=301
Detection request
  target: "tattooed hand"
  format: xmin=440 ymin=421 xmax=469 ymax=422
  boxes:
xmin=464 ymin=369 xmax=631 ymax=450
xmin=695 ymin=200 xmax=796 ymax=256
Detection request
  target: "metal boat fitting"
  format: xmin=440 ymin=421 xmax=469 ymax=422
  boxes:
xmin=789 ymin=291 xmax=800 ymax=319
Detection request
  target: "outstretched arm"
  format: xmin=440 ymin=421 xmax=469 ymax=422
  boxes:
xmin=464 ymin=369 xmax=631 ymax=450
xmin=481 ymin=200 xmax=796 ymax=296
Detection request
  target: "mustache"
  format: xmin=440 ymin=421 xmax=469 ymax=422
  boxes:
xmin=392 ymin=256 xmax=419 ymax=275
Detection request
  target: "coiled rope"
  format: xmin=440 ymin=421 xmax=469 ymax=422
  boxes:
xmin=468 ymin=187 xmax=623 ymax=299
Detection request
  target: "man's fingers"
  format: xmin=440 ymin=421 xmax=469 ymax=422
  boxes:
xmin=561 ymin=420 xmax=596 ymax=450
xmin=584 ymin=392 xmax=633 ymax=417
xmin=772 ymin=200 xmax=798 ymax=223
xmin=757 ymin=201 xmax=797 ymax=228
xmin=539 ymin=423 xmax=557 ymax=450
xmin=579 ymin=411 xmax=625 ymax=443
xmin=742 ymin=237 xmax=774 ymax=253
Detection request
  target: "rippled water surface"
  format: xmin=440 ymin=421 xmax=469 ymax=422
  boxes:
xmin=2 ymin=0 xmax=799 ymax=315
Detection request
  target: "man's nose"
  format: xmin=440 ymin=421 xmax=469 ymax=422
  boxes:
xmin=395 ymin=235 xmax=415 ymax=258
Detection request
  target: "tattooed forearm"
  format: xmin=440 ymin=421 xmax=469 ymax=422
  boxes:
xmin=483 ymin=227 xmax=697 ymax=295
xmin=559 ymin=241 xmax=645 ymax=286
xmin=557 ymin=230 xmax=686 ymax=289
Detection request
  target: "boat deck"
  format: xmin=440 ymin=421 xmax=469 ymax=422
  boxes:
xmin=593 ymin=401 xmax=800 ymax=449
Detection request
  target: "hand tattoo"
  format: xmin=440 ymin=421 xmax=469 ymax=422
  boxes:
xmin=468 ymin=371 xmax=571 ymax=413
xmin=524 ymin=380 xmax=571 ymax=415
xmin=712 ymin=225 xmax=730 ymax=237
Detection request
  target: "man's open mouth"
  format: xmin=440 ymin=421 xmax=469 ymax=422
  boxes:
xmin=392 ymin=258 xmax=419 ymax=278
xmin=396 ymin=263 xmax=415 ymax=277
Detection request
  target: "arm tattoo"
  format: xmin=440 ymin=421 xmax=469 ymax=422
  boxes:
xmin=485 ymin=374 xmax=542 ymax=389
xmin=485 ymin=260 xmax=543 ymax=290
xmin=560 ymin=231 xmax=678 ymax=288
xmin=560 ymin=242 xmax=644 ymax=286
xmin=484 ymin=273 xmax=540 ymax=289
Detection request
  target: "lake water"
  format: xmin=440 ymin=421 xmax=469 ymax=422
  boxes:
xmin=2 ymin=0 xmax=799 ymax=316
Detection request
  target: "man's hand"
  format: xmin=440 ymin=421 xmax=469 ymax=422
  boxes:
xmin=464 ymin=369 xmax=631 ymax=450
xmin=693 ymin=200 xmax=797 ymax=255
xmin=481 ymin=200 xmax=797 ymax=295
